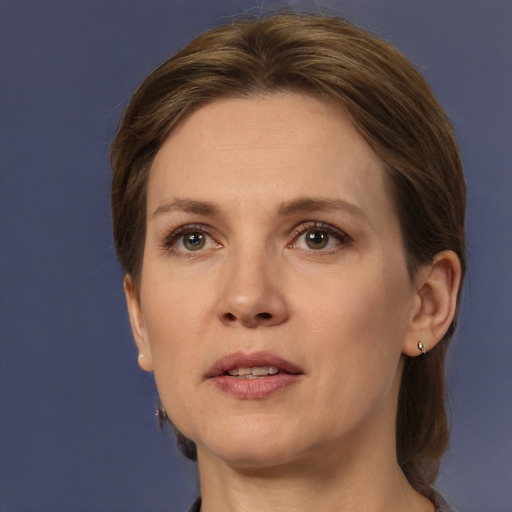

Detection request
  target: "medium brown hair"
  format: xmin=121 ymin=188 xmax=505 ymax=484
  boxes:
xmin=111 ymin=12 xmax=466 ymax=497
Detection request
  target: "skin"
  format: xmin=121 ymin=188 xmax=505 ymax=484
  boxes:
xmin=125 ymin=93 xmax=461 ymax=512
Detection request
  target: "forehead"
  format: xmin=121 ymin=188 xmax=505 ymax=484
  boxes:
xmin=148 ymin=93 xmax=394 ymax=227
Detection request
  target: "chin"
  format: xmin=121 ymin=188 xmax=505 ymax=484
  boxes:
xmin=205 ymin=445 xmax=302 ymax=471
xmin=195 ymin=416 xmax=310 ymax=468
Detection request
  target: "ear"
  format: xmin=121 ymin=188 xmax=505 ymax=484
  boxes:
xmin=402 ymin=250 xmax=462 ymax=356
xmin=124 ymin=275 xmax=153 ymax=372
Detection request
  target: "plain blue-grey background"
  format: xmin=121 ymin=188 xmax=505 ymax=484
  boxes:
xmin=1 ymin=1 xmax=511 ymax=511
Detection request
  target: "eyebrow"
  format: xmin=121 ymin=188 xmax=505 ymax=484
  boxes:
xmin=151 ymin=198 xmax=221 ymax=218
xmin=151 ymin=196 xmax=370 ymax=225
xmin=277 ymin=197 xmax=371 ymax=224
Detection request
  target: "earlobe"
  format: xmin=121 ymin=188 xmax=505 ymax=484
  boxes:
xmin=124 ymin=275 xmax=153 ymax=372
xmin=403 ymin=250 xmax=462 ymax=357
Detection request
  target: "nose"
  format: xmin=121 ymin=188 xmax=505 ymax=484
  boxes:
xmin=217 ymin=248 xmax=289 ymax=328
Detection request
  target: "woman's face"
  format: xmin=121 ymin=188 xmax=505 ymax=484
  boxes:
xmin=127 ymin=93 xmax=422 ymax=468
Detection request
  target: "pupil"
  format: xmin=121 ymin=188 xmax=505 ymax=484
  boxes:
xmin=184 ymin=233 xmax=205 ymax=251
xmin=306 ymin=230 xmax=328 ymax=249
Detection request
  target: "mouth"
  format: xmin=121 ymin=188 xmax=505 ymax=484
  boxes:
xmin=225 ymin=366 xmax=281 ymax=378
xmin=205 ymin=351 xmax=303 ymax=399
xmin=206 ymin=351 xmax=303 ymax=379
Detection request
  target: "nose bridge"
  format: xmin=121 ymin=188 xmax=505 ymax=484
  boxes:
xmin=217 ymin=239 xmax=288 ymax=327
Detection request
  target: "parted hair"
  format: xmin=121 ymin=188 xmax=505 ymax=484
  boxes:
xmin=111 ymin=12 xmax=466 ymax=499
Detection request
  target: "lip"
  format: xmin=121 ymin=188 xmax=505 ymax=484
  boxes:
xmin=206 ymin=351 xmax=303 ymax=378
xmin=206 ymin=351 xmax=304 ymax=399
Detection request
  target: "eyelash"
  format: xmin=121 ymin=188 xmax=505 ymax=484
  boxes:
xmin=289 ymin=221 xmax=351 ymax=252
xmin=161 ymin=224 xmax=218 ymax=254
xmin=161 ymin=221 xmax=351 ymax=255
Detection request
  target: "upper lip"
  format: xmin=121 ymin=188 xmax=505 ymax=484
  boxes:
xmin=205 ymin=351 xmax=303 ymax=378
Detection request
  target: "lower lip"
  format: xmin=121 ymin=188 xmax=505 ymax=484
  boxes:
xmin=210 ymin=374 xmax=302 ymax=399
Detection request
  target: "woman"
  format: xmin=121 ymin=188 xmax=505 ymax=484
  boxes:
xmin=110 ymin=13 xmax=465 ymax=512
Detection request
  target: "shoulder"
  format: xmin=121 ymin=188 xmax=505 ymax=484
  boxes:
xmin=186 ymin=496 xmax=201 ymax=512
xmin=432 ymin=489 xmax=458 ymax=512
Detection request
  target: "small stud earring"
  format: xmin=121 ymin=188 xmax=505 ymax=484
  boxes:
xmin=418 ymin=341 xmax=427 ymax=356
xmin=156 ymin=402 xmax=168 ymax=428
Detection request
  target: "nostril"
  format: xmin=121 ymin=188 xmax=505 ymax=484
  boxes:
xmin=220 ymin=310 xmax=280 ymax=326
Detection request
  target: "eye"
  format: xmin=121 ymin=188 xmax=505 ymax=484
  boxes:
xmin=179 ymin=232 xmax=207 ymax=251
xmin=163 ymin=225 xmax=220 ymax=253
xmin=291 ymin=222 xmax=350 ymax=251
xmin=303 ymin=230 xmax=330 ymax=250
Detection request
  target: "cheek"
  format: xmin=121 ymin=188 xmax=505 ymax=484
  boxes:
xmin=138 ymin=267 xmax=222 ymax=419
xmin=141 ymin=266 xmax=210 ymax=341
xmin=140 ymin=278 xmax=201 ymax=387
xmin=303 ymin=270 xmax=408 ymax=339
xmin=142 ymin=293 xmax=204 ymax=435
xmin=300 ymin=263 xmax=411 ymax=379
xmin=304 ymin=283 xmax=408 ymax=428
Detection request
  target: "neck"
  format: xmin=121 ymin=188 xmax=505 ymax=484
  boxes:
xmin=196 ymin=424 xmax=434 ymax=512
